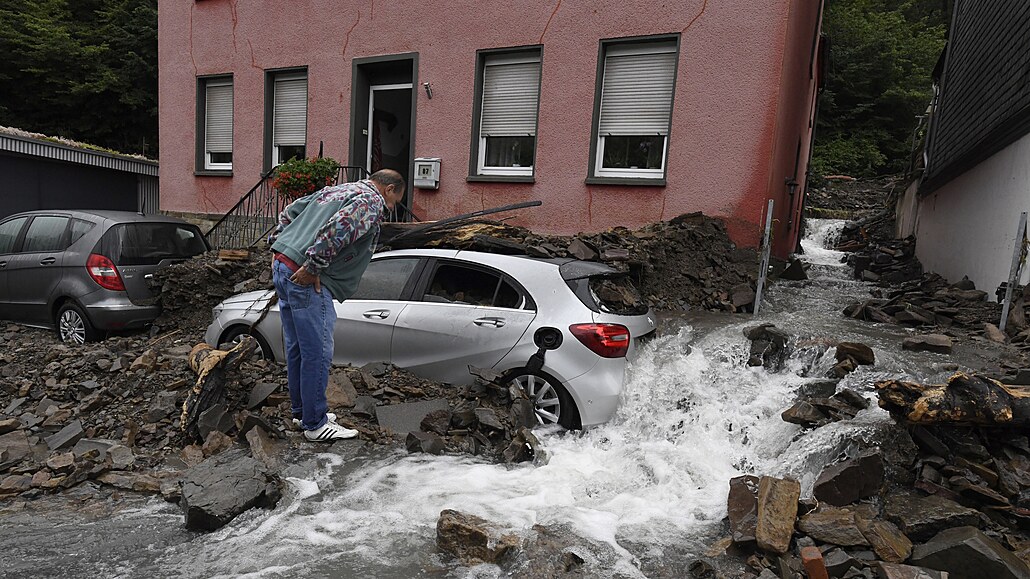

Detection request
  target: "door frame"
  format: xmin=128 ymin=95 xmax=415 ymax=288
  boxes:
xmin=366 ymin=83 xmax=414 ymax=173
xmin=349 ymin=53 xmax=419 ymax=217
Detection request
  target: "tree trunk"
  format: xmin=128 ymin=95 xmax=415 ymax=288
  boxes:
xmin=875 ymin=372 xmax=1030 ymax=426
xmin=180 ymin=336 xmax=257 ymax=440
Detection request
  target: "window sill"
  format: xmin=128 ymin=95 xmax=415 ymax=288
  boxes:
xmin=466 ymin=175 xmax=535 ymax=184
xmin=585 ymin=176 xmax=666 ymax=187
xmin=195 ymin=170 xmax=233 ymax=177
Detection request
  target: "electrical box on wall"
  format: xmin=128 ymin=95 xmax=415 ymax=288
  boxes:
xmin=413 ymin=157 xmax=441 ymax=189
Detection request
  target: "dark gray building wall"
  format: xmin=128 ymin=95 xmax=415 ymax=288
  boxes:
xmin=923 ymin=1 xmax=1030 ymax=193
xmin=0 ymin=153 xmax=139 ymax=219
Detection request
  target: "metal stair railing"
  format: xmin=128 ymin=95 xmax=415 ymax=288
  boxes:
xmin=205 ymin=164 xmax=422 ymax=249
xmin=204 ymin=167 xmax=281 ymax=250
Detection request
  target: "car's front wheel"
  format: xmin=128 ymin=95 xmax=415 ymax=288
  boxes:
xmin=221 ymin=325 xmax=271 ymax=360
xmin=503 ymin=370 xmax=580 ymax=430
xmin=56 ymin=303 xmax=101 ymax=344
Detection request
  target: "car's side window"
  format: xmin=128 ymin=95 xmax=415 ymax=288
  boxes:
xmin=350 ymin=258 xmax=420 ymax=300
xmin=0 ymin=217 xmax=28 ymax=254
xmin=68 ymin=219 xmax=95 ymax=246
xmin=423 ymin=263 xmax=533 ymax=310
xmin=22 ymin=216 xmax=70 ymax=253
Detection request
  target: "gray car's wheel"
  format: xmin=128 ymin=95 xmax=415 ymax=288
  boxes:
xmin=505 ymin=370 xmax=580 ymax=430
xmin=222 ymin=326 xmax=271 ymax=360
xmin=56 ymin=303 xmax=101 ymax=344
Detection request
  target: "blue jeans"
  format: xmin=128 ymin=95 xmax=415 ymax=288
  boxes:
xmin=272 ymin=260 xmax=336 ymax=431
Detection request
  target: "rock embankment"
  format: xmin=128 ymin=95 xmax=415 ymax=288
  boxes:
xmin=731 ymin=325 xmax=1030 ymax=578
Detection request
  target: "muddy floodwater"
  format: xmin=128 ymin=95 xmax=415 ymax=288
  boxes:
xmin=0 ymin=220 xmax=1009 ymax=578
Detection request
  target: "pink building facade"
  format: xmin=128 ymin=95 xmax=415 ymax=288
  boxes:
xmin=159 ymin=0 xmax=823 ymax=258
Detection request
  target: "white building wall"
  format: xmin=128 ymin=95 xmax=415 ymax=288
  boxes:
xmin=916 ymin=131 xmax=1030 ymax=292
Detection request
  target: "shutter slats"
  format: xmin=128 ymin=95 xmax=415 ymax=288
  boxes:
xmin=205 ymin=83 xmax=233 ymax=153
xmin=599 ymin=50 xmax=677 ymax=136
xmin=273 ymin=77 xmax=307 ymax=146
xmin=481 ymin=60 xmax=540 ymax=136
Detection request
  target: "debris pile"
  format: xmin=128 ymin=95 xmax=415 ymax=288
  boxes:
xmin=804 ymin=175 xmax=902 ymax=221
xmin=385 ymin=212 xmax=760 ymax=312
xmin=734 ymin=322 xmax=1030 ymax=577
xmin=149 ymin=249 xmax=273 ymax=339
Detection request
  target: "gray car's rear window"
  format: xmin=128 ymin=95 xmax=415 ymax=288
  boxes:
xmin=98 ymin=223 xmax=208 ymax=266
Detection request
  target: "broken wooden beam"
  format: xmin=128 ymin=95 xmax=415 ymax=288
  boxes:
xmin=875 ymin=372 xmax=1030 ymax=426
xmin=181 ymin=336 xmax=257 ymax=440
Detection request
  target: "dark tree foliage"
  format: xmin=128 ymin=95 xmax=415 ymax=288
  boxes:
xmin=0 ymin=0 xmax=158 ymax=157
xmin=813 ymin=0 xmax=951 ymax=177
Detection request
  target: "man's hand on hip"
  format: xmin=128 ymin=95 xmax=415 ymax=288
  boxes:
xmin=290 ymin=268 xmax=322 ymax=293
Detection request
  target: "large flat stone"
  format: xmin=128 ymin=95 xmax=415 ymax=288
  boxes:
xmin=0 ymin=429 xmax=31 ymax=464
xmin=902 ymin=335 xmax=953 ymax=354
xmin=377 ymin=399 xmax=449 ymax=435
xmin=756 ymin=476 xmax=800 ymax=554
xmin=877 ymin=562 xmax=949 ymax=579
xmin=45 ymin=420 xmax=83 ymax=451
xmin=179 ymin=449 xmax=282 ymax=532
xmin=71 ymin=438 xmax=118 ymax=458
xmin=436 ymin=509 xmax=520 ymax=565
xmin=727 ymin=475 xmax=760 ymax=544
xmin=910 ymin=526 xmax=1030 ymax=579
xmin=814 ymin=448 xmax=883 ymax=506
xmin=797 ymin=507 xmax=869 ymax=546
xmin=884 ymin=492 xmax=980 ymax=542
xmin=857 ymin=518 xmax=912 ymax=563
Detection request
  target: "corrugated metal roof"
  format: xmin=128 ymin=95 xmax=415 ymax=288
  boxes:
xmin=0 ymin=131 xmax=159 ymax=177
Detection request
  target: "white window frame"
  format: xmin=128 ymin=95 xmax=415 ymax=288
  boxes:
xmin=594 ymin=41 xmax=678 ymax=179
xmin=477 ymin=51 xmax=541 ymax=177
xmin=270 ymin=71 xmax=308 ymax=167
xmin=203 ymin=78 xmax=233 ymax=171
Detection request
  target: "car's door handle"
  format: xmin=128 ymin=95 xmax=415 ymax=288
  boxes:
xmin=39 ymin=257 xmax=56 ymax=265
xmin=0 ymin=261 xmax=6 ymax=268
xmin=362 ymin=309 xmax=390 ymax=319
xmin=474 ymin=317 xmax=506 ymax=328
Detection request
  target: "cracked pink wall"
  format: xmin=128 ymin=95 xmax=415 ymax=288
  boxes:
xmin=159 ymin=0 xmax=822 ymax=256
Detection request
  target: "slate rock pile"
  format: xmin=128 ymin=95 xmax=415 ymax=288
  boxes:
xmin=148 ymin=249 xmax=273 ymax=339
xmin=837 ymin=233 xmax=923 ymax=286
xmin=805 ymin=176 xmax=901 ymax=220
xmin=843 ymin=275 xmax=999 ymax=328
xmin=0 ymin=323 xmax=287 ymax=504
xmin=735 ymin=324 xmax=1030 ymax=577
xmin=386 ymin=212 xmax=760 ymax=312
xmin=319 ymin=364 xmax=550 ymax=465
xmin=723 ymin=441 xmax=1030 ymax=579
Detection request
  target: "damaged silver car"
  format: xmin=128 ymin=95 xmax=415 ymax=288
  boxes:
xmin=205 ymin=249 xmax=656 ymax=429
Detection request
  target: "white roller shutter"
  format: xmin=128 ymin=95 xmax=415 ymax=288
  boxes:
xmin=598 ymin=42 xmax=677 ymax=136
xmin=273 ymin=76 xmax=308 ymax=146
xmin=205 ymin=81 xmax=233 ymax=153
xmin=481 ymin=56 xmax=540 ymax=137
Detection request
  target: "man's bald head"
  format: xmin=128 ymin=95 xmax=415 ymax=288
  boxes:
xmin=369 ymin=169 xmax=405 ymax=210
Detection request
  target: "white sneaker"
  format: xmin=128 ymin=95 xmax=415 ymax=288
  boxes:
xmin=293 ymin=412 xmax=337 ymax=428
xmin=304 ymin=421 xmax=358 ymax=442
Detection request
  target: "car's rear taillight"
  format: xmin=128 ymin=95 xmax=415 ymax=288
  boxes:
xmin=569 ymin=323 xmax=630 ymax=358
xmin=87 ymin=254 xmax=125 ymax=291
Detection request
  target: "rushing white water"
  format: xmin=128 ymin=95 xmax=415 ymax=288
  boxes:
xmin=4 ymin=218 xmax=965 ymax=578
xmin=800 ymin=218 xmax=847 ymax=267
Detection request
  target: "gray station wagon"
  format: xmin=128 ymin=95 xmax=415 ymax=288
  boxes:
xmin=0 ymin=210 xmax=209 ymax=343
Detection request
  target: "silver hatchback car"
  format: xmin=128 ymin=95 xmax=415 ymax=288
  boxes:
xmin=205 ymin=249 xmax=657 ymax=429
xmin=0 ymin=210 xmax=209 ymax=343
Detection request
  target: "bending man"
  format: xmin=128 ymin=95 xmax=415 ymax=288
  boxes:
xmin=269 ymin=169 xmax=405 ymax=441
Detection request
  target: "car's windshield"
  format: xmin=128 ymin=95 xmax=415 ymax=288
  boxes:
xmin=98 ymin=222 xmax=208 ymax=266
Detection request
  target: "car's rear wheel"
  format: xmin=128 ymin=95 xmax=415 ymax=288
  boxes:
xmin=504 ymin=370 xmax=580 ymax=430
xmin=221 ymin=325 xmax=271 ymax=360
xmin=56 ymin=303 xmax=101 ymax=344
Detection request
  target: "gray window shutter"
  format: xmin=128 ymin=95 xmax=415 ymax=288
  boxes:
xmin=205 ymin=81 xmax=233 ymax=153
xmin=598 ymin=43 xmax=677 ymax=136
xmin=273 ymin=76 xmax=308 ymax=146
xmin=481 ymin=57 xmax=540 ymax=137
